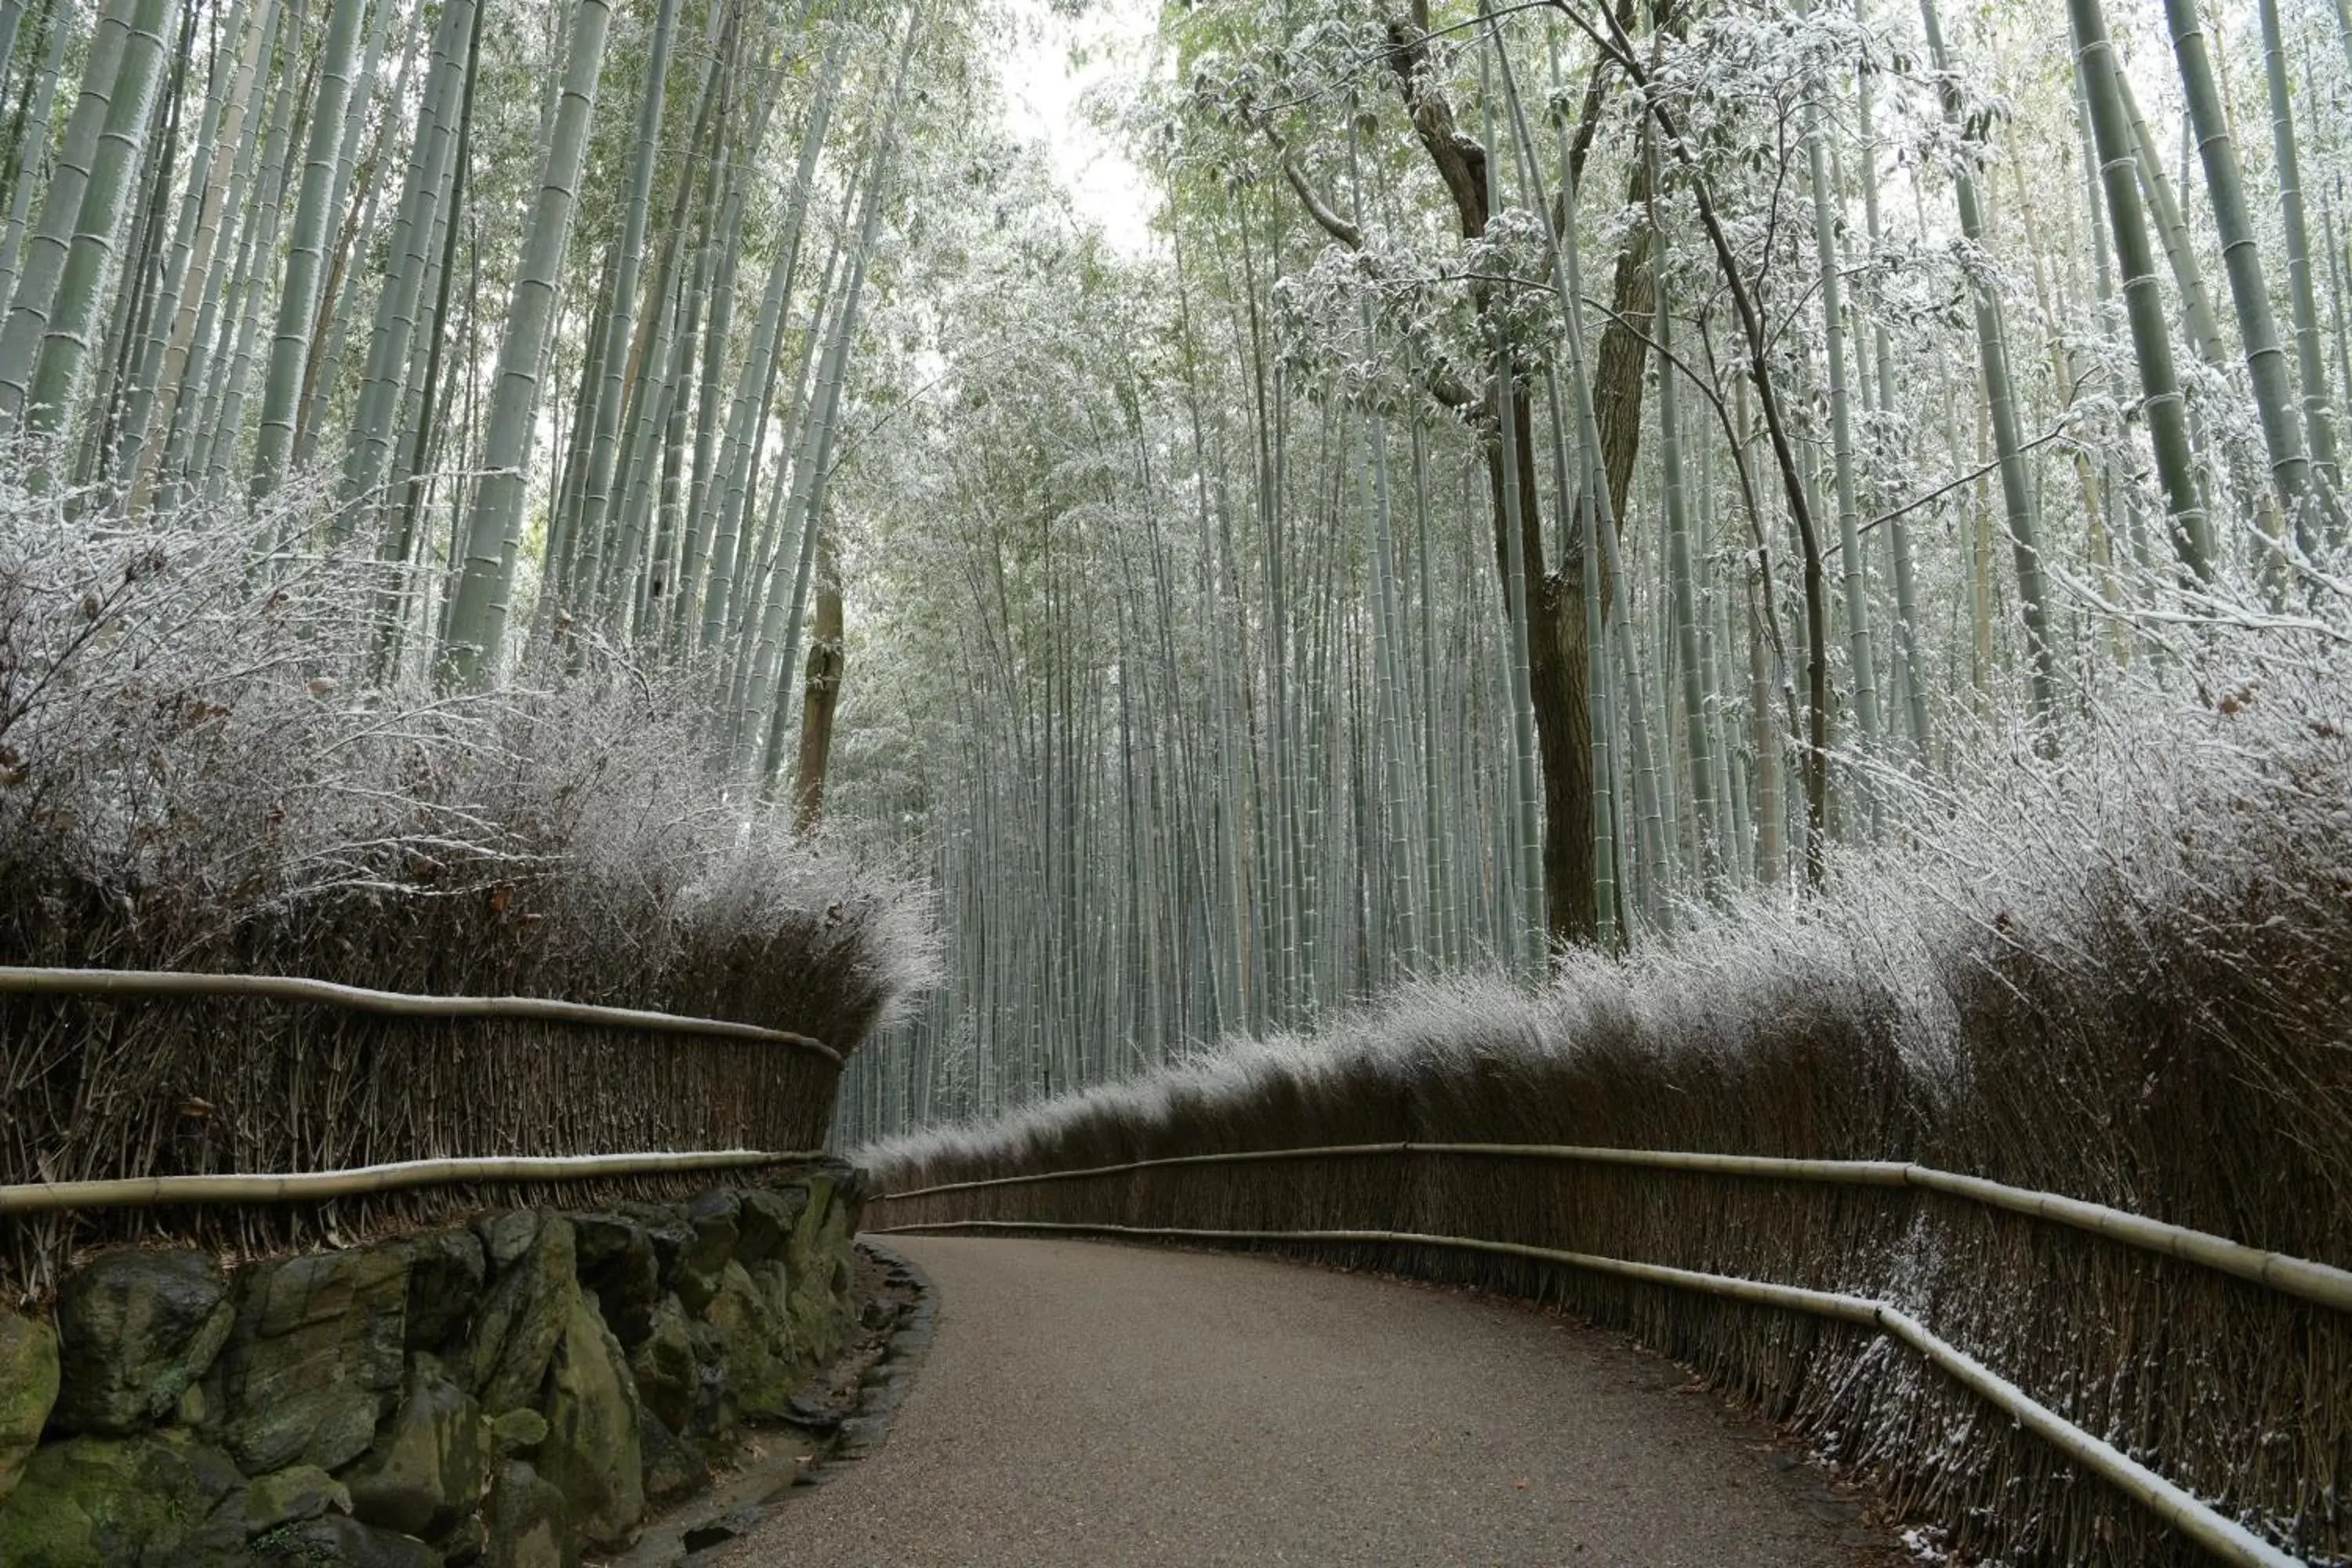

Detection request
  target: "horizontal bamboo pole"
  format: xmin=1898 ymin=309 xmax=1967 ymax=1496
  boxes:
xmin=877 ymin=1219 xmax=2302 ymax=1568
xmin=871 ymin=1140 xmax=2352 ymax=1314
xmin=0 ymin=1149 xmax=830 ymax=1215
xmin=0 ymin=965 xmax=839 ymax=1063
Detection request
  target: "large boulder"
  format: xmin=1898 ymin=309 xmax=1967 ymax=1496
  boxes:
xmin=672 ymin=1192 xmax=739 ymax=1316
xmin=0 ymin=1430 xmax=243 ymax=1566
xmin=343 ymin=1354 xmax=489 ymax=1542
xmin=234 ymin=1463 xmax=351 ymax=1537
xmin=616 ymin=1205 xmax=695 ymax=1290
xmin=733 ymin=1188 xmax=807 ymax=1266
xmin=0 ymin=1307 xmax=58 ymax=1506
xmin=217 ymin=1247 xmax=411 ymax=1475
xmin=253 ymin=1513 xmax=441 ymax=1567
xmin=636 ymin=1406 xmax=706 ymax=1506
xmin=623 ymin=1294 xmax=699 ymax=1438
xmin=569 ymin=1214 xmax=659 ymax=1348
xmin=702 ymin=1262 xmax=799 ymax=1420
xmin=481 ymin=1461 xmax=574 ymax=1568
xmin=534 ymin=1297 xmax=643 ymax=1550
xmin=50 ymin=1250 xmax=233 ymax=1436
xmin=785 ymin=1181 xmax=856 ymax=1363
xmin=461 ymin=1216 xmax=577 ymax=1416
xmin=397 ymin=1229 xmax=487 ymax=1356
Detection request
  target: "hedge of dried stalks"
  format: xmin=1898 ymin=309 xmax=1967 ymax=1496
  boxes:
xmin=868 ymin=636 xmax=2352 ymax=1567
xmin=0 ymin=478 xmax=932 ymax=1300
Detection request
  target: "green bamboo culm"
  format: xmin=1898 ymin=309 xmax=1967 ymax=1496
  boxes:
xmin=248 ymin=0 xmax=366 ymax=499
xmin=2067 ymin=0 xmax=2212 ymax=582
xmin=440 ymin=0 xmax=615 ymax=690
xmin=1920 ymin=0 xmax=2055 ymax=741
xmin=2256 ymin=0 xmax=2343 ymax=533
xmin=0 ymin=0 xmax=146 ymax=437
xmin=2160 ymin=0 xmax=2320 ymax=555
xmin=1853 ymin=0 xmax=1931 ymax=762
xmin=564 ymin=0 xmax=681 ymax=617
xmin=2116 ymin=72 xmax=2229 ymax=373
xmin=0 ymin=2 xmax=77 ymax=324
xmin=1650 ymin=169 xmax=1722 ymax=892
xmin=1479 ymin=16 xmax=1547 ymax=971
xmin=111 ymin=0 xmax=260 ymax=495
xmin=22 ymin=0 xmax=176 ymax=456
xmin=1800 ymin=0 xmax=1878 ymax=784
xmin=696 ymin=37 xmax=845 ymax=652
xmin=339 ymin=0 xmax=472 ymax=523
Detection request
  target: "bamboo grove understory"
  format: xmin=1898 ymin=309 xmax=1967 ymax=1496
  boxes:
xmin=835 ymin=0 xmax=2352 ymax=1143
xmin=0 ymin=0 xmax=2345 ymax=1149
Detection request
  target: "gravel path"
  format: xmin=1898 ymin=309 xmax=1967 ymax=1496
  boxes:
xmin=720 ymin=1236 xmax=1908 ymax=1567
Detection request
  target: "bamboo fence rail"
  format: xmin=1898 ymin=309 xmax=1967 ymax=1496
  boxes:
xmin=875 ymin=1218 xmax=2303 ymax=1568
xmin=870 ymin=1139 xmax=2352 ymax=1313
xmin=1 ymin=967 xmax=847 ymax=1293
xmin=0 ymin=965 xmax=840 ymax=1062
xmin=0 ymin=1149 xmax=831 ymax=1215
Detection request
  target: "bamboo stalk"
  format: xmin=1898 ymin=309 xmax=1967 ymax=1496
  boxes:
xmin=0 ymin=965 xmax=839 ymax=1062
xmin=868 ymin=1139 xmax=2352 ymax=1312
xmin=0 ymin=1147 xmax=829 ymax=1214
xmin=872 ymin=1220 xmax=2300 ymax=1568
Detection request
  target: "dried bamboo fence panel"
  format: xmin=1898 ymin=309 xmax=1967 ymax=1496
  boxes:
xmin=0 ymin=975 xmax=843 ymax=1301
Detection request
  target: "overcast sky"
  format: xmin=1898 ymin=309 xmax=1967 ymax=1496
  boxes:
xmin=994 ymin=0 xmax=1163 ymax=255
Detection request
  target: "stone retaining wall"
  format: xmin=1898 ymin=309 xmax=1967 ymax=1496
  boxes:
xmin=0 ymin=1163 xmax=863 ymax=1566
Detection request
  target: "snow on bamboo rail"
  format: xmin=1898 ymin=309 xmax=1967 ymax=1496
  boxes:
xmin=0 ymin=964 xmax=840 ymax=1062
xmin=869 ymin=1139 xmax=2352 ymax=1314
xmin=0 ymin=1149 xmax=831 ymax=1215
xmin=874 ymin=1218 xmax=2302 ymax=1568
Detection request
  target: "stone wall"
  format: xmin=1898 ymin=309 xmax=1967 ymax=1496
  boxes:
xmin=0 ymin=1163 xmax=863 ymax=1566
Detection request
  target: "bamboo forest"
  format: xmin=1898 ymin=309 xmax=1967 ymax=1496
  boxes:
xmin=2 ymin=0 xmax=2348 ymax=1139
xmin=7 ymin=0 xmax=2352 ymax=1559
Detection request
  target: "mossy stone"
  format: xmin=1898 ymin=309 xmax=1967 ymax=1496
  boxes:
xmin=218 ymin=1247 xmax=411 ymax=1475
xmin=703 ymin=1262 xmax=798 ymax=1421
xmin=252 ymin=1512 xmax=441 ymax=1566
xmin=733 ymin=1188 xmax=806 ymax=1267
xmin=239 ymin=1463 xmax=351 ymax=1536
xmin=635 ymin=1406 xmax=705 ymax=1507
xmin=396 ymin=1229 xmax=487 ymax=1357
xmin=533 ymin=1296 xmax=642 ymax=1550
xmin=343 ymin=1354 xmax=488 ymax=1541
xmin=51 ymin=1249 xmax=232 ymax=1436
xmin=481 ymin=1461 xmax=575 ymax=1568
xmin=672 ymin=1192 xmax=739 ymax=1316
xmin=623 ymin=1295 xmax=699 ymax=1438
xmin=461 ymin=1217 xmax=577 ymax=1416
xmin=0 ymin=1306 xmax=59 ymax=1506
xmin=488 ymin=1409 xmax=546 ymax=1457
xmin=0 ymin=1430 xmax=242 ymax=1566
xmin=569 ymin=1215 xmax=659 ymax=1348
xmin=785 ymin=1184 xmax=855 ymax=1365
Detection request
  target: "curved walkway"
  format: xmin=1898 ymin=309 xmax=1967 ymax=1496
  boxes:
xmin=723 ymin=1237 xmax=1907 ymax=1566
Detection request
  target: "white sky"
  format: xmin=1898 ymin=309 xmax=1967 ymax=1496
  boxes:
xmin=993 ymin=0 xmax=1163 ymax=256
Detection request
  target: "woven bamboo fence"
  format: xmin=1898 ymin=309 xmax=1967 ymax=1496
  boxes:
xmin=871 ymin=1123 xmax=2349 ymax=1566
xmin=0 ymin=966 xmax=843 ymax=1301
